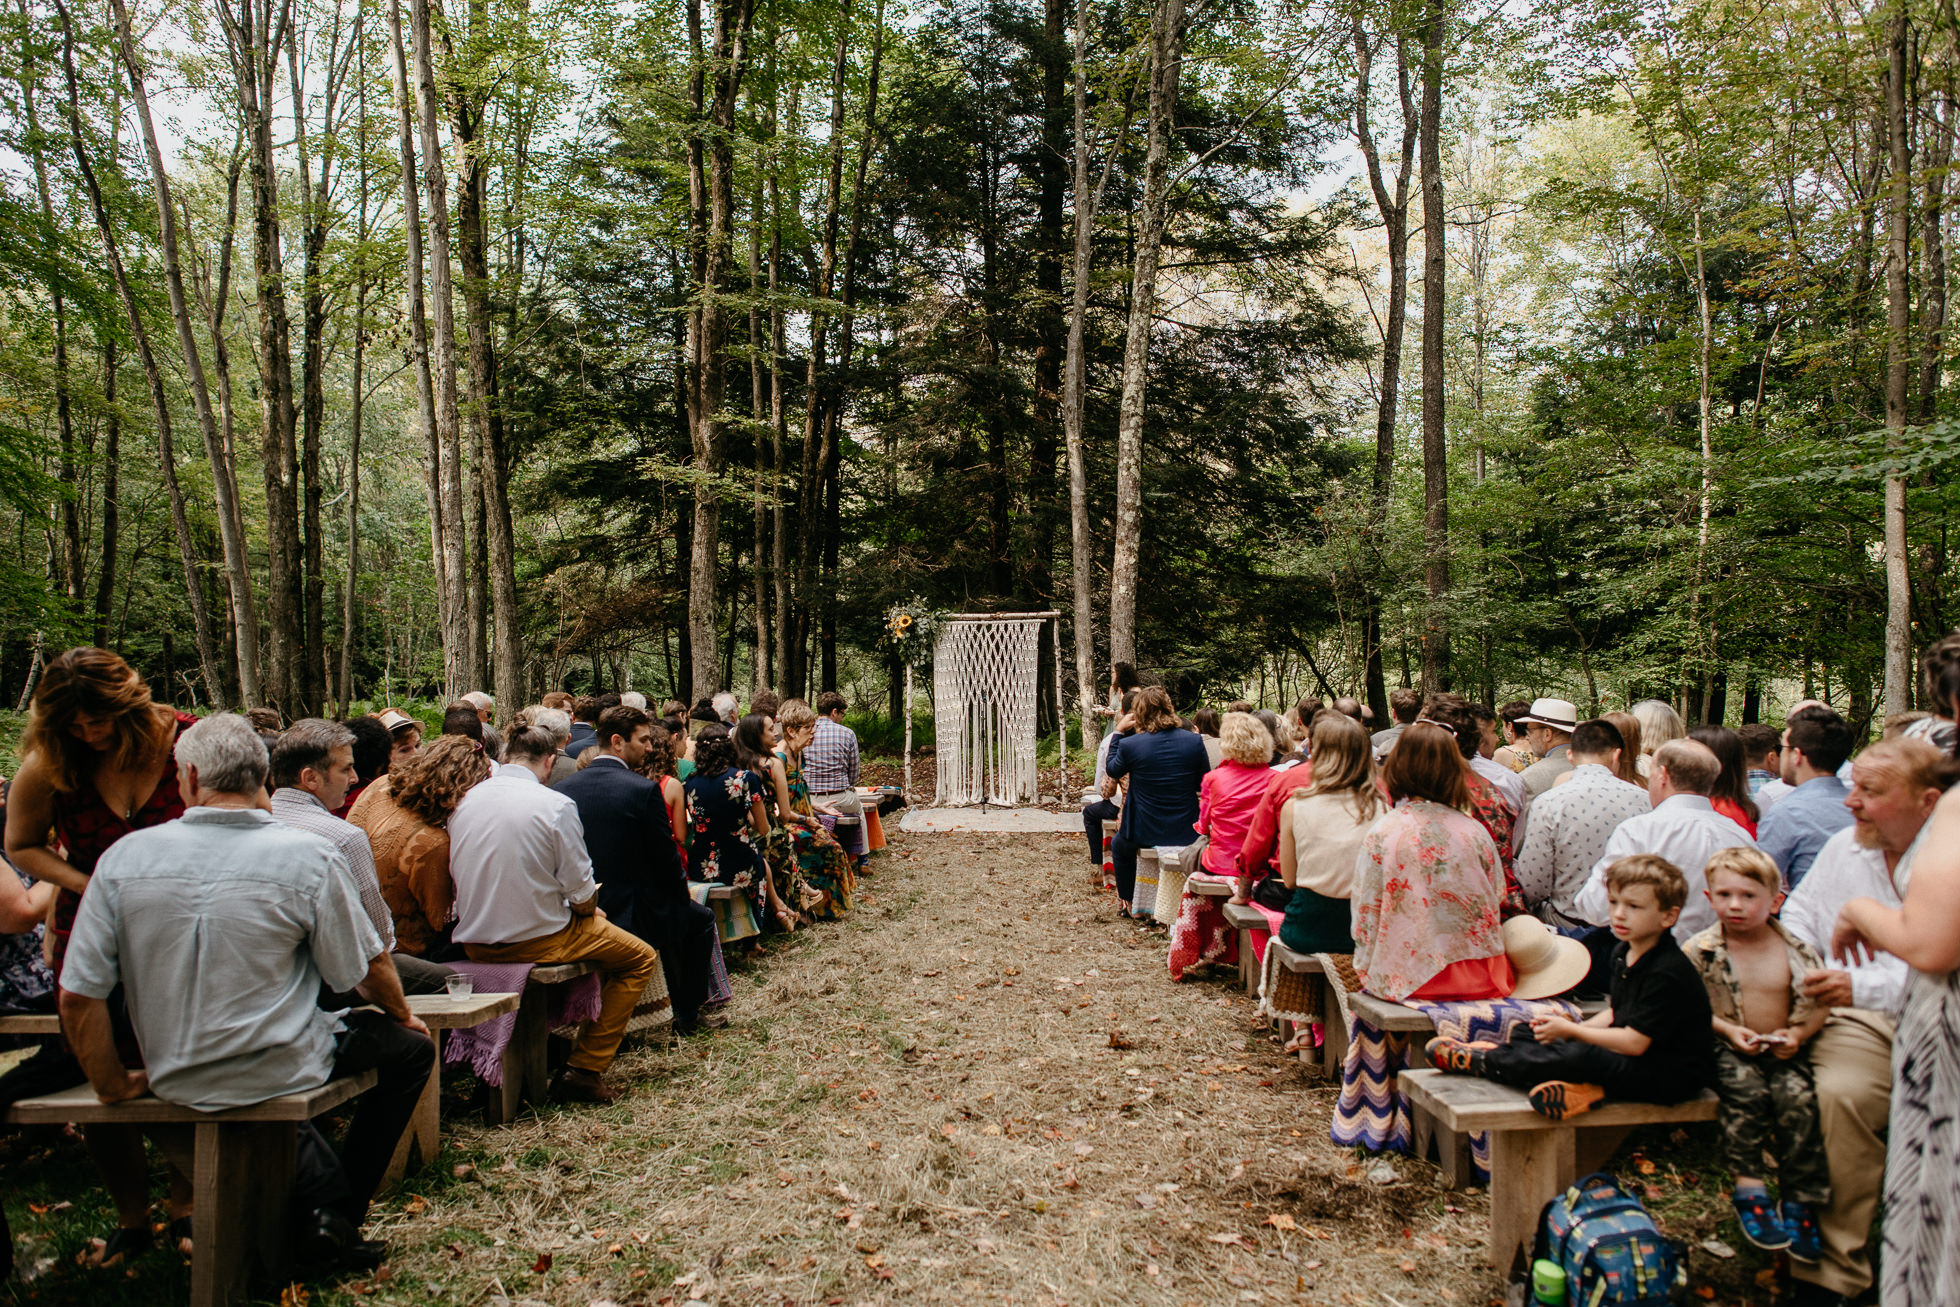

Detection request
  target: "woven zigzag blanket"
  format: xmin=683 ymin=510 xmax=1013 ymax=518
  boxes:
xmin=1330 ymin=995 xmax=1582 ymax=1178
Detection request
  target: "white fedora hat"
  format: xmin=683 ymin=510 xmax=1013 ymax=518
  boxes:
xmin=1516 ymin=697 xmax=1579 ymax=733
xmin=1502 ymin=915 xmax=1593 ymax=1000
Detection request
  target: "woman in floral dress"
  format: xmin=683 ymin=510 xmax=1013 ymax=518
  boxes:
xmin=755 ymin=701 xmax=856 ymax=921
xmin=683 ymin=726 xmax=801 ymax=931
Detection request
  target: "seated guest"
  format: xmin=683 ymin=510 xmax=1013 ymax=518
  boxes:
xmin=1691 ymin=724 xmax=1761 ymax=837
xmin=713 ymin=691 xmax=739 ymax=724
xmin=518 ymin=705 xmax=577 ymax=784
xmin=377 ymin=707 xmax=422 ymax=765
xmin=555 ymin=711 xmax=722 ymax=1035
xmin=1252 ymin=708 xmax=1304 ymax=767
xmin=270 ymin=720 xmax=451 ymax=996
xmin=632 ymin=720 xmax=688 ymax=846
xmin=685 ymin=724 xmax=800 ymax=930
xmin=1778 ymin=739 xmax=1943 ymax=1306
xmin=1428 ymin=854 xmax=1712 ymax=1121
xmin=59 ymin=713 xmax=435 ymax=1270
xmin=1352 ymin=722 xmax=1513 ymax=1001
xmin=1493 ymin=699 xmax=1537 ymax=772
xmin=805 ymin=692 xmax=870 ymax=867
xmin=0 ymin=777 xmax=54 ymax=1019
xmin=1192 ymin=707 xmax=1225 ymax=770
xmin=1901 ymin=631 xmax=1960 ymax=754
xmin=1106 ymin=687 xmax=1211 ymax=915
xmin=1630 ymin=698 xmax=1687 ymax=779
xmin=1273 ymin=714 xmax=1381 ymax=954
xmin=1081 ymin=689 xmax=1138 ymax=868
xmin=664 ymin=714 xmax=696 ymax=778
xmin=567 ymin=696 xmax=601 ymax=758
xmin=765 ymin=702 xmax=859 ymax=918
xmin=1426 ymin=693 xmax=1526 ymax=910
xmin=750 ymin=690 xmax=782 ymax=721
xmin=1371 ymin=686 xmax=1420 ymax=758
xmin=1518 ymin=698 xmax=1580 ymax=798
xmin=1167 ymin=712 xmax=1273 ymax=980
xmin=1739 ymin=723 xmax=1784 ymax=799
xmin=1514 ymin=719 xmax=1650 ymax=930
xmin=461 ymin=691 xmax=495 ymax=725
xmin=440 ymin=702 xmax=484 ymax=743
xmin=448 ymin=724 xmax=661 ymax=1103
xmin=541 ymin=691 xmax=576 ymax=713
xmin=1757 ymin=707 xmax=1854 ymax=889
xmin=619 ymin=691 xmax=647 ymax=711
xmin=1602 ymin=710 xmax=1646 ymax=787
xmin=335 ymin=715 xmax=394 ymax=818
xmin=1572 ymin=738 xmax=1758 ymax=944
xmin=1467 ymin=702 xmax=1526 ymax=817
xmin=1685 ymin=847 xmax=1831 ymax=1257
xmin=350 ymin=734 xmax=492 ymax=961
xmin=688 ymin=699 xmax=723 ymax=738
xmin=246 ymin=706 xmax=284 ymax=745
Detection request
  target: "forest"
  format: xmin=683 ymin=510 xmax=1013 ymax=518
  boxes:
xmin=0 ymin=0 xmax=1954 ymax=740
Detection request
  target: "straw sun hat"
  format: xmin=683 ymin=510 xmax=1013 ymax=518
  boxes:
xmin=1502 ymin=915 xmax=1592 ymax=1000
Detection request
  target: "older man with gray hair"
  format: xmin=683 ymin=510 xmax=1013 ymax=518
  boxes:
xmin=271 ymin=720 xmax=453 ymax=995
xmin=520 ymin=704 xmax=578 ymax=784
xmin=461 ymin=691 xmax=495 ymax=724
xmin=59 ymin=713 xmax=434 ymax=1271
xmin=711 ymin=691 xmax=739 ymax=724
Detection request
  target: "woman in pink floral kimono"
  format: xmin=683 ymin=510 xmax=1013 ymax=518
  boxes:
xmin=1352 ymin=722 xmax=1515 ymax=1002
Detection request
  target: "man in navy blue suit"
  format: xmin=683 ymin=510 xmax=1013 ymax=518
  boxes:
xmin=555 ymin=705 xmax=723 ymax=1033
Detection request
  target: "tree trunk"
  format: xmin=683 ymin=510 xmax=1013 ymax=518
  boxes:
xmin=1350 ymin=16 xmax=1416 ymax=725
xmin=1417 ymin=0 xmax=1449 ymax=694
xmin=410 ymin=0 xmax=471 ymax=697
xmin=749 ymin=175 xmax=771 ymax=695
xmin=1107 ymin=0 xmax=1187 ymax=665
xmin=110 ymin=0 xmax=260 ymax=705
xmin=1884 ymin=3 xmax=1915 ymax=716
xmin=386 ymin=0 xmax=447 ymax=696
xmin=768 ymin=29 xmax=793 ymax=694
xmin=215 ymin=0 xmax=302 ymax=713
xmin=93 ymin=340 xmax=118 ymax=648
xmin=54 ymin=0 xmax=224 ymax=704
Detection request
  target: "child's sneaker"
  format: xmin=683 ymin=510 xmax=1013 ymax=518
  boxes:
xmin=1781 ymin=1200 xmax=1823 ymax=1262
xmin=1526 ymin=1080 xmax=1605 ymax=1120
xmin=1732 ymin=1190 xmax=1793 ymax=1251
xmin=1424 ymin=1037 xmax=1489 ymax=1075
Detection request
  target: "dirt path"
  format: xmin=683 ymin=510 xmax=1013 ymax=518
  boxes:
xmin=327 ymin=826 xmax=1499 ymax=1307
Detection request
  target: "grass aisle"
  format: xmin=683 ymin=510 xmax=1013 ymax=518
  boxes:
xmin=7 ymin=826 xmax=1766 ymax=1305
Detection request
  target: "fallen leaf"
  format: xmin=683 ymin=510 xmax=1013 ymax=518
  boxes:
xmin=1694 ymin=1288 xmax=1716 ymax=1300
xmin=1107 ymin=1030 xmax=1135 ymax=1050
xmin=1144 ymin=1262 xmax=1160 ymax=1277
xmin=607 ymin=1243 xmax=624 ymax=1257
xmin=445 ymin=1243 xmax=465 ymax=1260
xmin=1266 ymin=1213 xmax=1297 ymax=1231
xmin=532 ymin=1253 xmax=554 ymax=1274
xmin=451 ymin=1163 xmax=476 ymax=1180
xmin=1304 ymin=1260 xmax=1323 ymax=1270
xmin=1208 ymin=1232 xmax=1244 ymax=1246
xmin=1400 ymin=1259 xmax=1418 ymax=1274
xmin=278 ymin=1287 xmax=310 ymax=1307
xmin=403 ymin=1195 xmax=428 ymax=1215
xmin=864 ymin=1252 xmax=886 ymax=1268
xmin=1700 ymin=1239 xmax=1736 ymax=1260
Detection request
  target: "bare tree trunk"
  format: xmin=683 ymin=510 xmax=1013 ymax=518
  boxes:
xmin=1350 ymin=14 xmax=1416 ymax=724
xmin=769 ymin=36 xmax=794 ymax=694
xmin=749 ymin=175 xmax=771 ymax=695
xmin=341 ymin=36 xmax=372 ymax=712
xmin=386 ymin=0 xmax=447 ymax=688
xmin=1885 ymin=3 xmax=1915 ymax=715
xmin=215 ymin=0 xmax=302 ymax=713
xmin=410 ymin=0 xmax=470 ymax=697
xmin=110 ymin=0 xmax=260 ymax=704
xmin=1107 ymin=0 xmax=1186 ymax=665
xmin=54 ymin=0 xmax=223 ymax=704
xmin=1416 ymin=0 xmax=1449 ymax=694
xmin=93 ymin=340 xmax=118 ymax=648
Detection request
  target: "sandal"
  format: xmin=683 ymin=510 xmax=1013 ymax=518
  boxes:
xmin=78 ymin=1224 xmax=152 ymax=1269
xmin=167 ymin=1215 xmax=194 ymax=1258
xmin=1732 ymin=1190 xmax=1792 ymax=1251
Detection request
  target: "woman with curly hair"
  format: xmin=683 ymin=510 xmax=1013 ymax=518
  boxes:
xmin=761 ymin=702 xmax=857 ymax=920
xmin=684 ymin=725 xmax=804 ymax=930
xmin=3 ymin=647 xmax=198 ymax=1267
xmin=350 ymin=735 xmax=493 ymax=960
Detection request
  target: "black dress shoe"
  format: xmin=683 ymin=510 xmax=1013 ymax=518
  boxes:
xmin=297 ymin=1207 xmax=388 ymax=1273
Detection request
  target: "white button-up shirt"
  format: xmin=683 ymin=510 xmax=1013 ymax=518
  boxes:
xmin=1570 ymin=793 xmax=1759 ymax=941
xmin=448 ymin=763 xmax=598 ymax=945
xmin=1469 ymin=754 xmax=1528 ymax=818
xmin=1779 ymin=826 xmax=1909 ymax=1016
xmin=1513 ymin=763 xmax=1651 ymax=927
xmin=270 ymin=786 xmax=395 ymax=951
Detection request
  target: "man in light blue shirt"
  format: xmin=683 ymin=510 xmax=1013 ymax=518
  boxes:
xmin=60 ymin=714 xmax=433 ymax=1272
xmin=1757 ymin=708 xmax=1855 ymax=889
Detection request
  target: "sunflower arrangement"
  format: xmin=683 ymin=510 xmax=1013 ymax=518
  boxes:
xmin=880 ymin=597 xmax=941 ymax=665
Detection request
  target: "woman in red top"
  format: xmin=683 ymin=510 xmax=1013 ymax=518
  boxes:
xmin=1691 ymin=724 xmax=1760 ymax=839
xmin=1167 ymin=712 xmax=1275 ymax=980
xmin=4 ymin=648 xmax=198 ymax=1267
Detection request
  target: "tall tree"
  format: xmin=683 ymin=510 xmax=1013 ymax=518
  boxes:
xmin=1416 ymin=0 xmax=1448 ymax=693
xmin=1884 ymin=0 xmax=1913 ymax=714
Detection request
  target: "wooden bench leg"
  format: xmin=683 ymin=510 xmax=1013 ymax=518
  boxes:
xmin=191 ymin=1120 xmax=296 ymax=1307
xmin=1411 ymin=1105 xmax=1473 ymax=1190
xmin=1486 ymin=1126 xmax=1574 ymax=1274
xmin=1320 ymin=981 xmax=1349 ymax=1075
xmin=386 ymin=1055 xmax=442 ymax=1183
xmin=490 ymin=985 xmax=551 ymax=1124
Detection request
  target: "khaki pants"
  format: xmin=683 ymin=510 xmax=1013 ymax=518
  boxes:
xmin=465 ymin=914 xmax=660 ymax=1075
xmin=1792 ymin=1009 xmax=1894 ymax=1298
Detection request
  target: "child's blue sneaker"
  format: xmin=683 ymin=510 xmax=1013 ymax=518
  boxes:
xmin=1782 ymin=1200 xmax=1823 ymax=1263
xmin=1732 ymin=1190 xmax=1792 ymax=1251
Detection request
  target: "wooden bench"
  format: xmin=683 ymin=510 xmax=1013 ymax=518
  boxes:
xmin=6 ymin=1072 xmax=377 ymax=1306
xmin=1350 ymin=993 xmax=1611 ymax=1188
xmin=1400 ymin=1068 xmax=1717 ymax=1271
xmin=0 ymin=1012 xmax=59 ymax=1036
xmin=1219 ymin=900 xmax=1263 ymax=993
xmin=383 ymin=991 xmax=520 ymax=1180
xmin=1264 ymin=940 xmax=1348 ymax=1072
xmin=701 ymin=882 xmax=760 ymax=943
xmin=485 ymin=961 xmax=600 ymax=1124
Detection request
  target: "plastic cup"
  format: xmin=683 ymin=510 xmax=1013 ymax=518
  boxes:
xmin=445 ymin=972 xmax=475 ymax=1000
xmin=1531 ymin=1258 xmax=1567 ymax=1305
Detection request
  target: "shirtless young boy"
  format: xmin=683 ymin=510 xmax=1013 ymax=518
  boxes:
xmin=1684 ymin=847 xmax=1831 ymax=1260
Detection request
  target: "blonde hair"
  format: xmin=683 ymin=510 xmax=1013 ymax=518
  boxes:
xmin=1705 ymin=846 xmax=1781 ymax=896
xmin=1304 ymin=713 xmax=1382 ymax=822
xmin=777 ymin=698 xmax=817 ymax=733
xmin=1604 ymin=853 xmax=1688 ymax=911
xmin=1630 ymin=699 xmax=1686 ymax=755
xmin=1218 ymin=712 xmax=1273 ymax=766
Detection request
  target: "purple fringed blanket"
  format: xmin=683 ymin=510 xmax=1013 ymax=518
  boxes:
xmin=440 ymin=961 xmax=605 ymax=1087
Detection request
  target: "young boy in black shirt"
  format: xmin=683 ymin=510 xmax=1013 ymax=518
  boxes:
xmin=1427 ymin=854 xmax=1714 ymax=1120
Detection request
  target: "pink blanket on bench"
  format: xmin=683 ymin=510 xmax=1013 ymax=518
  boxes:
xmin=439 ymin=962 xmax=604 ymax=1087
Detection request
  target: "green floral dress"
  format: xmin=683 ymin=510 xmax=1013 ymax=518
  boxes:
xmin=764 ymin=749 xmax=857 ymax=921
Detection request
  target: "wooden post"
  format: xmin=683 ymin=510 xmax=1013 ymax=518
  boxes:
xmin=1053 ymin=615 xmax=1068 ymax=792
xmin=903 ymin=662 xmax=914 ymax=801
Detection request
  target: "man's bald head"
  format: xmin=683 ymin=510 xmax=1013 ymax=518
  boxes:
xmin=1651 ymin=738 xmax=1719 ymax=798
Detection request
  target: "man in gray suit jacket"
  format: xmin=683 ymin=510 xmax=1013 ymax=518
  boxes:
xmin=1518 ymin=697 xmax=1580 ymax=798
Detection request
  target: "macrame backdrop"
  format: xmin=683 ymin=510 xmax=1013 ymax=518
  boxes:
xmin=933 ymin=616 xmax=1046 ymax=805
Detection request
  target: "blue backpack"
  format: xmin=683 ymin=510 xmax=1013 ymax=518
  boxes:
xmin=1533 ymin=1171 xmax=1686 ymax=1307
